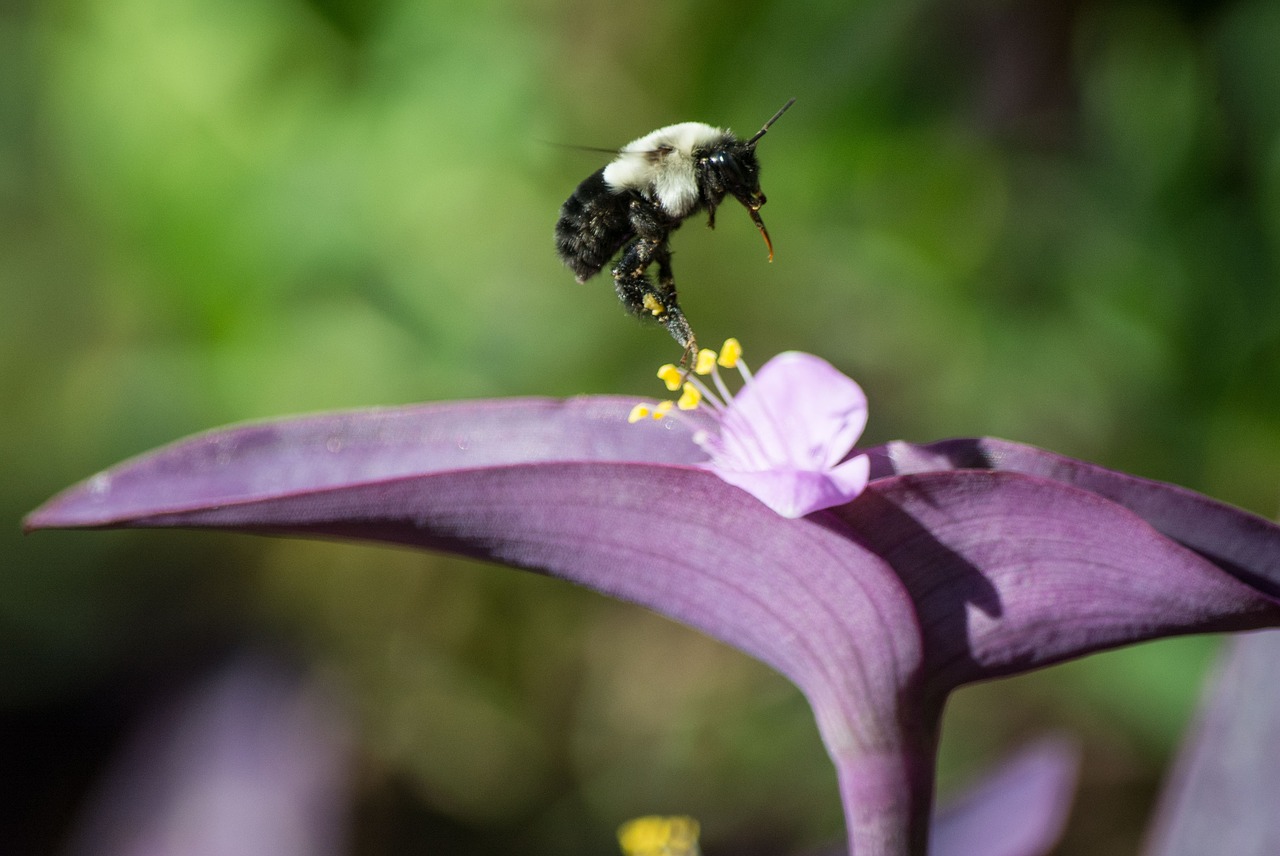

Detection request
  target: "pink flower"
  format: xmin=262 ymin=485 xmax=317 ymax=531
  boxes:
xmin=692 ymin=350 xmax=870 ymax=518
xmin=628 ymin=341 xmax=871 ymax=518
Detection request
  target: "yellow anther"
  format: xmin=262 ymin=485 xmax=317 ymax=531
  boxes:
xmin=652 ymin=400 xmax=674 ymax=420
xmin=694 ymin=348 xmax=718 ymax=375
xmin=618 ymin=816 xmax=701 ymax=856
xmin=628 ymin=403 xmax=651 ymax=423
xmin=642 ymin=293 xmax=665 ymax=317
xmin=656 ymin=363 xmax=683 ymax=392
xmin=717 ymin=338 xmax=742 ymax=368
xmin=677 ymin=382 xmax=702 ymax=410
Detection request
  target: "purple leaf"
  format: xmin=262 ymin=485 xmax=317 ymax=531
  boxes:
xmin=24 ymin=397 xmax=707 ymax=528
xmin=868 ymin=438 xmax=1280 ymax=598
xmin=27 ymin=397 xmax=1280 ymax=854
xmin=27 ymin=398 xmax=931 ymax=850
xmin=63 ymin=656 xmax=352 ymax=856
xmin=1143 ymin=630 xmax=1280 ymax=856
xmin=932 ymin=738 xmax=1079 ymax=856
xmin=827 ymin=469 xmax=1279 ymax=698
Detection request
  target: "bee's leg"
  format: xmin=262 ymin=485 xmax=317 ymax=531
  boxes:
xmin=610 ymin=236 xmax=659 ymax=316
xmin=612 ymin=238 xmax=695 ymax=362
xmin=655 ymin=246 xmax=697 ymax=367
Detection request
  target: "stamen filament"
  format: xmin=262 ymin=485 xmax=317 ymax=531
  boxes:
xmin=710 ymin=362 xmax=734 ymax=404
xmin=738 ymin=355 xmax=791 ymax=462
xmin=680 ymin=373 xmax=725 ymax=412
xmin=707 ymin=340 xmax=784 ymax=468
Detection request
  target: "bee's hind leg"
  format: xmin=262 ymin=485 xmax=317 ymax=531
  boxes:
xmin=654 ymin=247 xmax=697 ymax=367
xmin=612 ymin=238 xmax=696 ymax=364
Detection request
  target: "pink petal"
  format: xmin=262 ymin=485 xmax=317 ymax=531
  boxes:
xmin=715 ymin=352 xmax=868 ymax=471
xmin=712 ymin=454 xmax=870 ymax=518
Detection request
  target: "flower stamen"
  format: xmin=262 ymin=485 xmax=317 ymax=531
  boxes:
xmin=717 ymin=337 xmax=743 ymax=368
xmin=637 ymin=340 xmax=749 ymax=419
xmin=634 ymin=340 xmax=749 ymax=422
xmin=677 ymin=382 xmax=701 ymax=410
xmin=656 ymin=364 xmax=683 ymax=392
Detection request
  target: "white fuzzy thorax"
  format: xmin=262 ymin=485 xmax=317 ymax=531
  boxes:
xmin=602 ymin=121 xmax=729 ymax=218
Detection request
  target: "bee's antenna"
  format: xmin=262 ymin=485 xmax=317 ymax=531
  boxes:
xmin=745 ymin=97 xmax=797 ymax=148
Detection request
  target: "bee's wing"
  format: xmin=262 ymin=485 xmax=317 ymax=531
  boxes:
xmin=544 ymin=141 xmax=672 ymax=158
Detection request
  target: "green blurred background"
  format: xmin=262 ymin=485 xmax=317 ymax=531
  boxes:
xmin=6 ymin=0 xmax=1280 ymax=852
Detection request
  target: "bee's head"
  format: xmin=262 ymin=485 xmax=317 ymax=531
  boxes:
xmin=703 ymin=98 xmax=795 ymax=261
xmin=705 ymin=145 xmax=766 ymax=210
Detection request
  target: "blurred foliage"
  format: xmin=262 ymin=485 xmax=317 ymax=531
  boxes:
xmin=6 ymin=0 xmax=1280 ymax=852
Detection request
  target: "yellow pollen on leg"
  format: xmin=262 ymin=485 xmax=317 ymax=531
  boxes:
xmin=642 ymin=293 xmax=665 ymax=317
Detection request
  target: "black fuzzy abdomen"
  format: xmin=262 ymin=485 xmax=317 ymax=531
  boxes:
xmin=555 ymin=168 xmax=635 ymax=282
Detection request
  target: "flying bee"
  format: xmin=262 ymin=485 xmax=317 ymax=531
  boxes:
xmin=555 ymin=98 xmax=796 ymax=365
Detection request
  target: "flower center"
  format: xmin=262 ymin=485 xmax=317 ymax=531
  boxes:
xmin=627 ymin=341 xmax=872 ymax=518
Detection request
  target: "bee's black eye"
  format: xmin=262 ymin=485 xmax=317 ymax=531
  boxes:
xmin=709 ymin=151 xmax=750 ymax=188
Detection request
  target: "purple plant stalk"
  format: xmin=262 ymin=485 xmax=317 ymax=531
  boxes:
xmin=26 ymin=351 xmax=1280 ymax=856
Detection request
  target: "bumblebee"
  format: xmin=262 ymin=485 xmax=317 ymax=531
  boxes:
xmin=555 ymin=98 xmax=795 ymax=362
